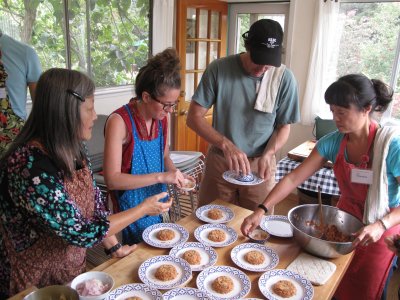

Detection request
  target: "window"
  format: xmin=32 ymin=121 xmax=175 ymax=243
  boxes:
xmin=0 ymin=0 xmax=150 ymax=88
xmin=336 ymin=1 xmax=400 ymax=119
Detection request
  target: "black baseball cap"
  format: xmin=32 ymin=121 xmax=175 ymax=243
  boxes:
xmin=242 ymin=19 xmax=283 ymax=67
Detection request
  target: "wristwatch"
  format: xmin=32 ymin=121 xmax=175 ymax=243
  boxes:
xmin=258 ymin=203 xmax=269 ymax=214
xmin=104 ymin=242 xmax=122 ymax=256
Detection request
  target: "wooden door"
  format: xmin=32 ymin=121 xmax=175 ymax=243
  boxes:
xmin=173 ymin=0 xmax=227 ymax=154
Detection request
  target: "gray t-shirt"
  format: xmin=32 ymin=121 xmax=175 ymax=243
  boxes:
xmin=192 ymin=54 xmax=300 ymax=157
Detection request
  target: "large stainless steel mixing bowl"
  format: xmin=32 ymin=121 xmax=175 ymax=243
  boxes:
xmin=288 ymin=204 xmax=364 ymax=258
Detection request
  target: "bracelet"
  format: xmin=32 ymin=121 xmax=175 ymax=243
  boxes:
xmin=258 ymin=204 xmax=269 ymax=214
xmin=378 ymin=218 xmax=388 ymax=231
xmin=104 ymin=242 xmax=122 ymax=256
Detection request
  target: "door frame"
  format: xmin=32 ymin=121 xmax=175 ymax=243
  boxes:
xmin=173 ymin=0 xmax=228 ymax=153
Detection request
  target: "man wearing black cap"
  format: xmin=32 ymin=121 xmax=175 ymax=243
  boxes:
xmin=187 ymin=19 xmax=299 ymax=211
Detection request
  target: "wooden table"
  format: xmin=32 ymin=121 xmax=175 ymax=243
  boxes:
xmin=10 ymin=199 xmax=354 ymax=299
xmin=95 ymin=199 xmax=352 ymax=299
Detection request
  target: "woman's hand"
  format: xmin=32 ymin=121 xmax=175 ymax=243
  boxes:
xmin=111 ymin=244 xmax=138 ymax=258
xmin=241 ymin=209 xmax=265 ymax=236
xmin=352 ymin=221 xmax=386 ymax=247
xmin=140 ymin=192 xmax=172 ymax=216
xmin=162 ymin=170 xmax=185 ymax=186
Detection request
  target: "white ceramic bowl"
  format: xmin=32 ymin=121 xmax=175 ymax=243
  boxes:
xmin=70 ymin=271 xmax=114 ymax=300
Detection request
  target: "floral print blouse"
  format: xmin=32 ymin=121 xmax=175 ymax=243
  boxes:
xmin=0 ymin=144 xmax=110 ymax=296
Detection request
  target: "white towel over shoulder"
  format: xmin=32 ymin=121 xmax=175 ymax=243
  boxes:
xmin=254 ymin=64 xmax=286 ymax=113
xmin=363 ymin=126 xmax=400 ymax=224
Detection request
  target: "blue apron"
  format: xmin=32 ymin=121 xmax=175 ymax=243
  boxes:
xmin=118 ymin=104 xmax=167 ymax=245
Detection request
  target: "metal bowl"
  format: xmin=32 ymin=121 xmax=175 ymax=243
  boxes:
xmin=24 ymin=285 xmax=79 ymax=300
xmin=288 ymin=204 xmax=364 ymax=258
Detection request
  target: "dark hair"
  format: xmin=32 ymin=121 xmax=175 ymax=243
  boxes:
xmin=0 ymin=68 xmax=95 ymax=178
xmin=135 ymin=48 xmax=181 ymax=99
xmin=324 ymin=73 xmax=393 ymax=113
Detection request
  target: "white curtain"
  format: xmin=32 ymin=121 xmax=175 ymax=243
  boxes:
xmin=301 ymin=0 xmax=342 ymax=125
xmin=152 ymin=0 xmax=175 ymax=55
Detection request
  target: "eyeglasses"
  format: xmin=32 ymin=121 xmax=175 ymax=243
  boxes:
xmin=66 ymin=89 xmax=85 ymax=102
xmin=151 ymin=95 xmax=178 ymax=112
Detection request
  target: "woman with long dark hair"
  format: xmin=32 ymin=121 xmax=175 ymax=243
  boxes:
xmin=0 ymin=68 xmax=171 ymax=297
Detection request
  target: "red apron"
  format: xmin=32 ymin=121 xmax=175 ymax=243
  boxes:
xmin=334 ymin=121 xmax=399 ymax=300
xmin=2 ymin=158 xmax=95 ymax=296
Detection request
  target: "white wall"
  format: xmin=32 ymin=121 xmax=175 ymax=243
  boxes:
xmin=276 ymin=0 xmax=316 ymax=159
xmin=26 ymin=85 xmax=134 ymax=117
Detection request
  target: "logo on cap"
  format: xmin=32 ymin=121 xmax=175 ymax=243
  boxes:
xmin=262 ymin=38 xmax=279 ymax=49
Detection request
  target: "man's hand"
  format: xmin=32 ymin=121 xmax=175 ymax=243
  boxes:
xmin=220 ymin=137 xmax=251 ymax=175
xmin=258 ymin=153 xmax=274 ymax=180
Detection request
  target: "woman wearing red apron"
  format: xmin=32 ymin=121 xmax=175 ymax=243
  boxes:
xmin=0 ymin=68 xmax=171 ymax=297
xmin=241 ymin=74 xmax=400 ymax=300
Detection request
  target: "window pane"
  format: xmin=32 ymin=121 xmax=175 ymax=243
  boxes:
xmin=198 ymin=41 xmax=207 ymax=69
xmin=199 ymin=9 xmax=208 ymax=39
xmin=186 ymin=42 xmax=195 ymax=69
xmin=88 ymin=0 xmax=150 ymax=87
xmin=236 ymin=14 xmax=250 ymax=53
xmin=0 ymin=0 xmax=150 ymax=88
xmin=187 ymin=8 xmax=196 ymax=39
xmin=0 ymin=1 xmax=67 ymax=69
xmin=69 ymin=0 xmax=89 ymax=73
xmin=210 ymin=42 xmax=219 ymax=62
xmin=392 ymin=59 xmax=400 ymax=119
xmin=337 ymin=2 xmax=400 ymax=119
xmin=210 ymin=11 xmax=219 ymax=39
xmin=185 ymin=73 xmax=194 ymax=102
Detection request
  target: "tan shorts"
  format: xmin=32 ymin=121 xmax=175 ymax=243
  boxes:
xmin=198 ymin=146 xmax=276 ymax=212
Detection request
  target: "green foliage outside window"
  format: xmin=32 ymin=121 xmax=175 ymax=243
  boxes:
xmin=0 ymin=0 xmax=150 ymax=87
xmin=337 ymin=2 xmax=400 ymax=119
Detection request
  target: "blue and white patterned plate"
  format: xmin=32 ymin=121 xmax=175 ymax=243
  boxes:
xmin=169 ymin=242 xmax=218 ymax=272
xmin=194 ymin=224 xmax=238 ymax=248
xmin=258 ymin=269 xmax=314 ymax=300
xmin=195 ymin=204 xmax=235 ymax=224
xmin=138 ymin=255 xmax=192 ymax=290
xmin=105 ymin=283 xmax=163 ymax=300
xmin=222 ymin=171 xmax=264 ymax=186
xmin=163 ymin=287 xmax=211 ymax=300
xmin=142 ymin=223 xmax=189 ymax=248
xmin=260 ymin=215 xmax=294 ymax=238
xmin=230 ymin=243 xmax=279 ymax=272
xmin=196 ymin=265 xmax=251 ymax=300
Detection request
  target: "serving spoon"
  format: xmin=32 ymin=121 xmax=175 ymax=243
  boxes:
xmin=316 ymin=186 xmax=325 ymax=239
